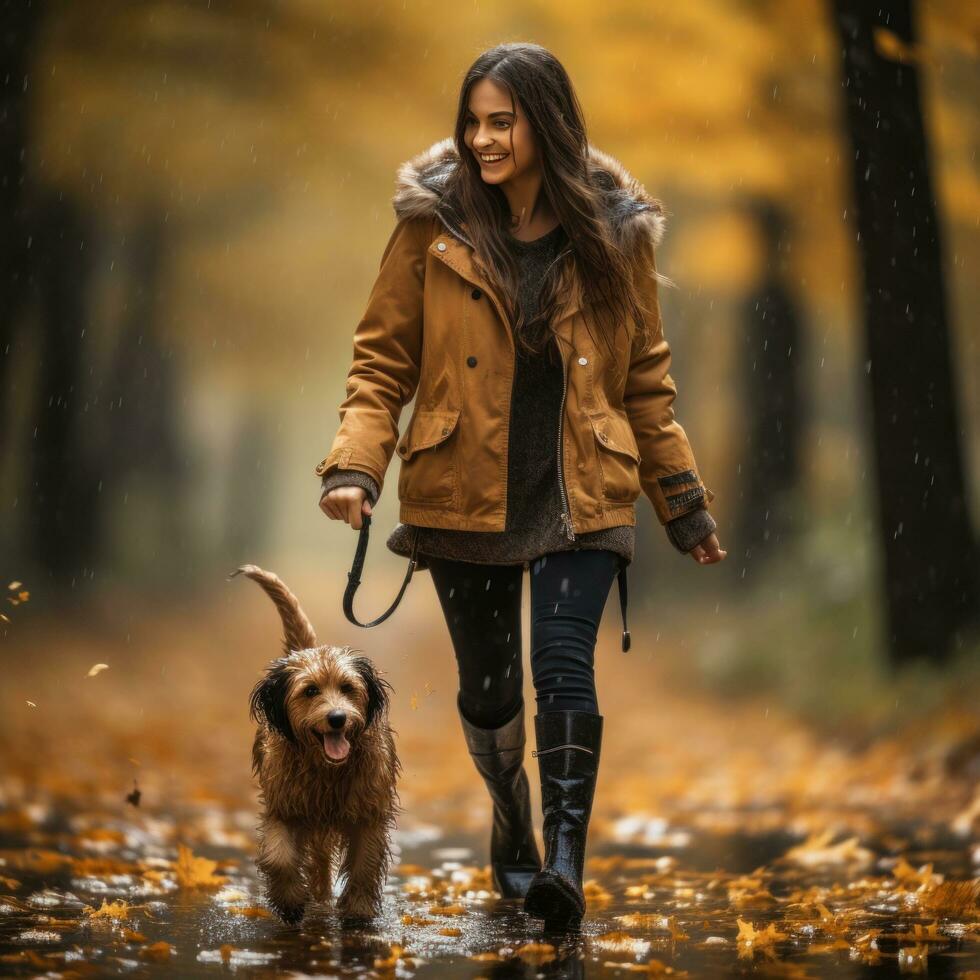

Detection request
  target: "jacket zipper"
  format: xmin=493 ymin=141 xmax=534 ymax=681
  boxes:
xmin=439 ymin=211 xmax=577 ymax=540
xmin=557 ymin=343 xmax=576 ymax=541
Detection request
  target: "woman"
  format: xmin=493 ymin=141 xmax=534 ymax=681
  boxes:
xmin=317 ymin=42 xmax=726 ymax=930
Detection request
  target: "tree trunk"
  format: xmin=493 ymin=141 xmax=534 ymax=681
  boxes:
xmin=830 ymin=0 xmax=979 ymax=665
xmin=735 ymin=199 xmax=805 ymax=578
xmin=29 ymin=189 xmax=102 ymax=590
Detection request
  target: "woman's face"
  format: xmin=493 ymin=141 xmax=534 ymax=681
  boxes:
xmin=463 ymin=77 xmax=540 ymax=186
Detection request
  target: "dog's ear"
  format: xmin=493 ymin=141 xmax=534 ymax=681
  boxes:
xmin=350 ymin=655 xmax=391 ymax=728
xmin=249 ymin=659 xmax=297 ymax=744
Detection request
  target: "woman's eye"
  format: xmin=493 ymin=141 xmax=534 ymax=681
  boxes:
xmin=304 ymin=685 xmax=319 ymax=697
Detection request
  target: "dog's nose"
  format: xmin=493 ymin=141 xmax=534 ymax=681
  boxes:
xmin=327 ymin=709 xmax=347 ymax=730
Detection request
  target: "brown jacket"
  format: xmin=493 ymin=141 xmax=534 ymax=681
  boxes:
xmin=314 ymin=137 xmax=715 ymax=536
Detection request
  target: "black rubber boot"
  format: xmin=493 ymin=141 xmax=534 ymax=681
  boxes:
xmin=458 ymin=698 xmax=543 ymax=899
xmin=522 ymin=710 xmax=603 ymax=930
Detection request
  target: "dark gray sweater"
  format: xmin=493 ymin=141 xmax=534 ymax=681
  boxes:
xmin=321 ymin=223 xmax=716 ymax=570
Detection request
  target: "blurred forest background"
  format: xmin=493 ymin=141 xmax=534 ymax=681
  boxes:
xmin=2 ymin=0 xmax=979 ymax=774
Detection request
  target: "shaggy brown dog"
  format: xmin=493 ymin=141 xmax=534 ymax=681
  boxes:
xmin=231 ymin=564 xmax=400 ymax=925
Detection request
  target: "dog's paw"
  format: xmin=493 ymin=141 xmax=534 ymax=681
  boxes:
xmin=271 ymin=901 xmax=307 ymax=926
xmin=336 ymin=893 xmax=379 ymax=922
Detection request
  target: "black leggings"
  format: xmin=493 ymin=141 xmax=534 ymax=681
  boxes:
xmin=427 ymin=549 xmax=622 ymax=728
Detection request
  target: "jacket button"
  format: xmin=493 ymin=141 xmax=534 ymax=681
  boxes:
xmin=578 ymin=356 xmax=588 ymax=365
xmin=437 ymin=242 xmax=447 ymax=252
xmin=466 ymin=355 xmax=477 ymax=367
xmin=441 ymin=427 xmax=449 ymax=435
xmin=471 ymin=288 xmax=482 ymax=300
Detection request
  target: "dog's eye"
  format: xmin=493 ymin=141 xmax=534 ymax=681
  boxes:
xmin=340 ymin=682 xmax=355 ymax=695
xmin=303 ymin=684 xmax=320 ymax=698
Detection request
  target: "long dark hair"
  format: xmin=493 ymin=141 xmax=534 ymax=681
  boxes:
xmin=441 ymin=42 xmax=651 ymax=364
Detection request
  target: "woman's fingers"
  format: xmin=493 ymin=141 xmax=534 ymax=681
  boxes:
xmin=319 ymin=487 xmax=368 ymax=526
xmin=346 ymin=495 xmax=365 ymax=530
xmin=690 ymin=534 xmax=727 ymax=564
xmin=319 ymin=491 xmax=340 ymax=520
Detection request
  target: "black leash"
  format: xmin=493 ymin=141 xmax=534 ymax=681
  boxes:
xmin=342 ymin=514 xmax=630 ymax=651
xmin=617 ymin=558 xmax=630 ymax=652
xmin=343 ymin=515 xmax=420 ymax=628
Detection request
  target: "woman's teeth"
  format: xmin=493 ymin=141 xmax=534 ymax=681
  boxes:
xmin=480 ymin=152 xmax=508 ymax=164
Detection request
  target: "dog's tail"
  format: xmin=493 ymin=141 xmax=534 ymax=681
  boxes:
xmin=229 ymin=564 xmax=318 ymax=654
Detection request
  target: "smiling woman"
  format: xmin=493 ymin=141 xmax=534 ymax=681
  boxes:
xmin=316 ymin=40 xmax=722 ymax=931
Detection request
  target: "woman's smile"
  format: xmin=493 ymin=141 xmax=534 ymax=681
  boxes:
xmin=478 ymin=150 xmax=509 ymax=166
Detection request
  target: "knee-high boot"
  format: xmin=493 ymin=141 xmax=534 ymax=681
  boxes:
xmin=522 ymin=710 xmax=603 ymax=929
xmin=457 ymin=698 xmax=543 ymax=898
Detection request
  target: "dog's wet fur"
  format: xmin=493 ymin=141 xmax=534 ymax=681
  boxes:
xmin=232 ymin=564 xmax=400 ymax=925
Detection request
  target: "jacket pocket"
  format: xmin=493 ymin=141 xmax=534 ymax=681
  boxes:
xmin=590 ymin=412 xmax=641 ymax=502
xmin=396 ymin=408 xmax=461 ymax=504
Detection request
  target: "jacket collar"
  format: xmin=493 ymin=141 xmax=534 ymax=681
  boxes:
xmin=389 ymin=138 xmax=666 ymax=330
xmin=390 ymin=136 xmax=666 ymax=255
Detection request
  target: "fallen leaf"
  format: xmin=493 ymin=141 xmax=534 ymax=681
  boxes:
xmin=514 ymin=941 xmax=556 ymax=965
xmin=427 ymin=902 xmax=467 ymax=916
xmin=174 ymin=843 xmax=230 ymax=889
xmin=226 ymin=905 xmax=271 ymax=918
xmin=139 ymin=940 xmax=173 ymax=962
xmin=782 ymin=830 xmax=872 ymax=869
xmin=736 ymin=917 xmax=788 ymax=959
xmin=85 ymin=898 xmax=130 ymax=920
xmin=374 ymin=943 xmax=415 ymax=970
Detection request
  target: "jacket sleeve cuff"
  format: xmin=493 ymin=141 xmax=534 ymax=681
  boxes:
xmin=320 ymin=469 xmax=381 ymax=506
xmin=665 ymin=505 xmax=717 ymax=553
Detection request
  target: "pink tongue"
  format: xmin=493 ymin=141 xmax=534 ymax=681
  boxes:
xmin=322 ymin=731 xmax=350 ymax=761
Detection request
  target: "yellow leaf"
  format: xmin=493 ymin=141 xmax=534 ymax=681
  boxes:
xmin=427 ymin=901 xmax=467 ymax=916
xmin=139 ymin=941 xmax=173 ymax=962
xmin=85 ymin=898 xmax=130 ymax=920
xmin=873 ymin=26 xmax=935 ymax=66
xmin=227 ymin=905 xmax=271 ymax=918
xmin=87 ymin=663 xmax=110 ymax=677
xmin=736 ymin=916 xmax=787 ymax=955
xmin=782 ymin=830 xmax=872 ymax=868
xmin=514 ymin=941 xmax=556 ymax=965
xmin=374 ymin=943 xmax=408 ymax=969
xmin=174 ymin=842 xmax=230 ymax=889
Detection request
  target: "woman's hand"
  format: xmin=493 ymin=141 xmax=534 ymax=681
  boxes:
xmin=319 ymin=486 xmax=373 ymax=531
xmin=689 ymin=532 xmax=727 ymax=564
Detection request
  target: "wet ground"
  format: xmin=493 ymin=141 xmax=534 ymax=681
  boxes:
xmin=1 ymin=801 xmax=978 ymax=977
xmin=1 ymin=582 xmax=978 ymax=977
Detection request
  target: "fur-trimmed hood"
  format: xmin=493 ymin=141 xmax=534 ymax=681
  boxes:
xmin=390 ymin=136 xmax=666 ymax=255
